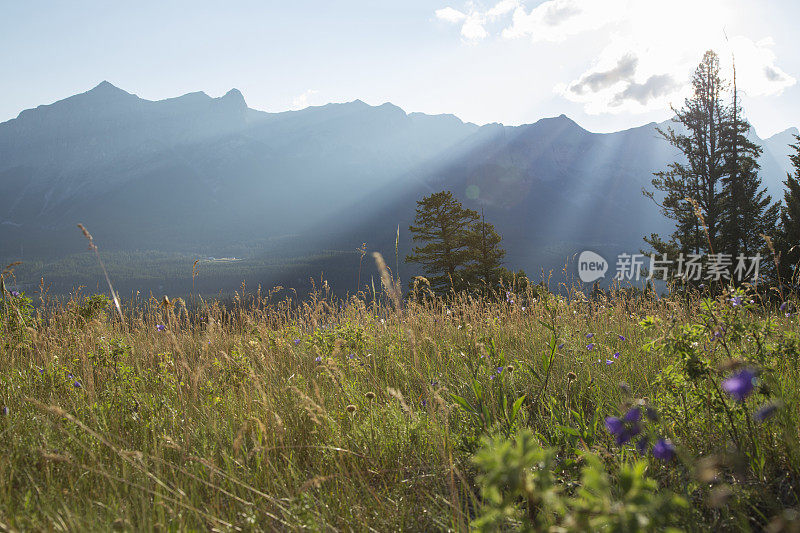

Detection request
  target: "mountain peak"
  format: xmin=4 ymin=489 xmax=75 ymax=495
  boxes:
xmin=87 ymin=80 xmax=129 ymax=96
xmin=219 ymin=88 xmax=247 ymax=108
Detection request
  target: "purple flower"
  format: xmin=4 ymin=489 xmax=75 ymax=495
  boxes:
xmin=586 ymin=343 xmax=595 ymax=351
xmin=348 ymin=353 xmax=356 ymax=360
xmin=558 ymin=343 xmax=565 ymax=350
xmin=780 ymin=301 xmax=789 ymax=312
xmin=586 ymin=333 xmax=594 ymax=339
xmin=156 ymin=324 xmax=166 ymax=332
xmin=623 ymin=407 xmax=641 ymax=422
xmin=496 ymin=366 xmax=504 ymax=374
xmin=730 ymin=296 xmax=743 ymax=307
xmin=722 ymin=369 xmax=756 ymax=401
xmin=605 ymin=359 xmax=614 ymax=365
xmin=605 ymin=414 xmax=641 ymax=445
xmin=613 ymin=352 xmax=620 ymax=359
xmin=293 ymin=339 xmax=301 ymax=345
xmin=652 ymin=438 xmax=675 ymax=461
xmin=636 ymin=436 xmax=650 ymax=455
xmin=616 ymin=423 xmax=640 ymax=445
xmin=10 ymin=290 xmax=20 ymax=297
xmin=314 ymin=356 xmax=322 ymax=363
xmin=73 ymin=381 xmax=82 ymax=389
xmin=605 ymin=416 xmax=624 ymax=435
xmin=754 ymin=403 xmax=778 ymax=422
xmin=618 ymin=335 xmax=626 ymax=341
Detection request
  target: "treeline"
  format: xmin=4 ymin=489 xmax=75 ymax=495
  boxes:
xmin=6 ymin=249 xmax=357 ymax=298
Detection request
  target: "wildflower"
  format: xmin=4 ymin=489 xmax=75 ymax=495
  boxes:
xmin=605 ymin=415 xmax=640 ymax=445
xmin=10 ymin=290 xmax=20 ymax=297
xmin=496 ymin=367 xmax=504 ymax=375
xmin=618 ymin=335 xmax=626 ymax=341
xmin=293 ymin=339 xmax=301 ymax=345
xmin=586 ymin=333 xmax=594 ymax=339
xmin=558 ymin=343 xmax=565 ymax=350
xmin=348 ymin=353 xmax=356 ymax=360
xmin=421 ymin=399 xmax=427 ymax=408
xmin=623 ymin=407 xmax=641 ymax=422
xmin=73 ymin=381 xmax=82 ymax=389
xmin=722 ymin=369 xmax=756 ymax=401
xmin=753 ymin=403 xmax=778 ymax=422
xmin=365 ymin=392 xmax=376 ymax=400
xmin=613 ymin=352 xmax=620 ymax=359
xmin=780 ymin=301 xmax=789 ymax=312
xmin=652 ymin=438 xmax=675 ymax=461
xmin=156 ymin=324 xmax=166 ymax=332
xmin=636 ymin=436 xmax=649 ymax=455
xmin=346 ymin=404 xmax=357 ymax=413
xmin=1 ymin=406 xmax=8 ymax=416
xmin=730 ymin=295 xmax=743 ymax=307
xmin=314 ymin=356 xmax=322 ymax=363
xmin=605 ymin=359 xmax=614 ymax=365
xmin=605 ymin=416 xmax=624 ymax=435
xmin=586 ymin=343 xmax=595 ymax=351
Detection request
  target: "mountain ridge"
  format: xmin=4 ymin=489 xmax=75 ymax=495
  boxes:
xmin=0 ymin=83 xmax=796 ymax=294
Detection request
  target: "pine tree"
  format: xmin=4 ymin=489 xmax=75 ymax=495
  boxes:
xmin=777 ymin=136 xmax=800 ymax=285
xmin=406 ymin=191 xmax=479 ymax=292
xmin=645 ymin=51 xmax=729 ymax=257
xmin=645 ymin=50 xmax=779 ymax=286
xmin=720 ymin=60 xmax=779 ymax=261
xmin=464 ymin=209 xmax=506 ymax=292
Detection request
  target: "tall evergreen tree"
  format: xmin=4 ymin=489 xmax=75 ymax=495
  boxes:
xmin=464 ymin=209 xmax=506 ymax=291
xmin=777 ymin=136 xmax=800 ymax=285
xmin=645 ymin=50 xmax=779 ymax=285
xmin=645 ymin=51 xmax=729 ymax=257
xmin=406 ymin=191 xmax=478 ymax=292
xmin=720 ymin=60 xmax=779 ymax=260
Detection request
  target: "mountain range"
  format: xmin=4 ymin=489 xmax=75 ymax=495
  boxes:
xmin=0 ymin=82 xmax=796 ymax=294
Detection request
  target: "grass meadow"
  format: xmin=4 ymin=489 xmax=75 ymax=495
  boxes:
xmin=1 ymin=270 xmax=799 ymax=531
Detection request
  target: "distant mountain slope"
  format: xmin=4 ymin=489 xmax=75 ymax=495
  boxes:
xmin=0 ymin=83 xmax=795 ymax=292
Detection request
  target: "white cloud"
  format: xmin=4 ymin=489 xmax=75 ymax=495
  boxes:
xmin=435 ymin=1 xmax=520 ymax=42
xmin=501 ymin=0 xmax=626 ymax=42
xmin=435 ymin=0 xmax=796 ymax=114
xmin=435 ymin=6 xmax=467 ymax=24
xmin=486 ymin=0 xmax=519 ymax=19
xmin=291 ymin=89 xmax=319 ymax=110
xmin=727 ymin=35 xmax=796 ymax=97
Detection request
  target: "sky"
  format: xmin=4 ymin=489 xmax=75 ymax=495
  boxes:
xmin=1 ymin=0 xmax=798 ymax=137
